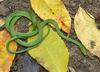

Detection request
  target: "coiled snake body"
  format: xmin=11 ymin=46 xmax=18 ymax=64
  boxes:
xmin=0 ymin=11 xmax=87 ymax=55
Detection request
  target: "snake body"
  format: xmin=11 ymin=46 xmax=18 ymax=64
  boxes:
xmin=3 ymin=11 xmax=87 ymax=55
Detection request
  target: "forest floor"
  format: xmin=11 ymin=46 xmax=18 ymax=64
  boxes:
xmin=0 ymin=0 xmax=100 ymax=72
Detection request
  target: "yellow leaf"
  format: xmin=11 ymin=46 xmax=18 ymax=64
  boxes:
xmin=0 ymin=18 xmax=17 ymax=72
xmin=74 ymin=7 xmax=100 ymax=58
xmin=30 ymin=0 xmax=71 ymax=33
xmin=28 ymin=27 xmax=69 ymax=72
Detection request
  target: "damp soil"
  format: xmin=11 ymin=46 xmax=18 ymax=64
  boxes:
xmin=0 ymin=0 xmax=100 ymax=72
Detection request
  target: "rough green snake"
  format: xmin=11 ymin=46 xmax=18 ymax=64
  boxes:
xmin=0 ymin=11 xmax=87 ymax=55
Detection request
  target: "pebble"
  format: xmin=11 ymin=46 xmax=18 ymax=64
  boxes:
xmin=0 ymin=0 xmax=3 ymax=2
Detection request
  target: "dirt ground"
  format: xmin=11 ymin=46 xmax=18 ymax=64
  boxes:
xmin=0 ymin=0 xmax=100 ymax=72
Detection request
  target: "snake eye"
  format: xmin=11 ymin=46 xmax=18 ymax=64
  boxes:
xmin=0 ymin=18 xmax=5 ymax=31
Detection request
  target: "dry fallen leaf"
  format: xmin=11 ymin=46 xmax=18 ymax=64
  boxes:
xmin=28 ymin=27 xmax=69 ymax=72
xmin=74 ymin=7 xmax=100 ymax=58
xmin=30 ymin=0 xmax=71 ymax=33
xmin=0 ymin=18 xmax=17 ymax=72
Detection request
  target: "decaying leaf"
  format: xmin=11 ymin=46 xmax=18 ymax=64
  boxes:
xmin=28 ymin=27 xmax=69 ymax=72
xmin=30 ymin=0 xmax=71 ymax=33
xmin=74 ymin=7 xmax=100 ymax=58
xmin=0 ymin=18 xmax=17 ymax=72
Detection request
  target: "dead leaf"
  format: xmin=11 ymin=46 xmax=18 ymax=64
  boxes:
xmin=0 ymin=18 xmax=17 ymax=72
xmin=28 ymin=27 xmax=69 ymax=72
xmin=74 ymin=7 xmax=100 ymax=58
xmin=30 ymin=0 xmax=71 ymax=33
